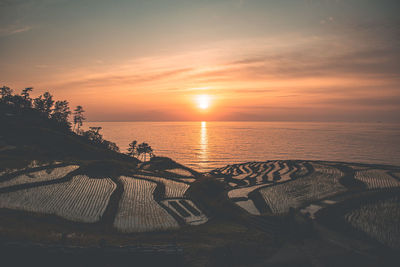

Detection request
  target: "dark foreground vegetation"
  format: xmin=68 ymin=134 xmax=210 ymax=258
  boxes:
xmin=0 ymin=86 xmax=136 ymax=168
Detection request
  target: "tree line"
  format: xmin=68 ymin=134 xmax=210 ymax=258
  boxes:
xmin=1 ymin=86 xmax=155 ymax=161
xmin=1 ymin=86 xmax=156 ymax=161
xmin=1 ymin=86 xmax=84 ymax=131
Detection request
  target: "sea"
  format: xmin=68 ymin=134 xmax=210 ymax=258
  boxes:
xmin=85 ymin=121 xmax=400 ymax=172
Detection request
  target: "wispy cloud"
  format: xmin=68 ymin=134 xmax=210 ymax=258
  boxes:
xmin=48 ymin=34 xmax=399 ymax=103
xmin=19 ymin=31 xmax=400 ymax=121
xmin=57 ymin=67 xmax=194 ymax=90
xmin=0 ymin=0 xmax=66 ymax=7
xmin=0 ymin=24 xmax=33 ymax=36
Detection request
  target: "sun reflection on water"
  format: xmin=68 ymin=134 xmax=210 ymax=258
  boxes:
xmin=199 ymin=121 xmax=208 ymax=169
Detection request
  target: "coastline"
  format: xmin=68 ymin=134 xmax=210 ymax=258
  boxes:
xmin=84 ymin=121 xmax=400 ymax=172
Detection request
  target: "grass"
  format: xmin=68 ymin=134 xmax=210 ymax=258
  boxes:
xmin=0 ymin=106 xmax=140 ymax=173
xmin=345 ymin=196 xmax=400 ymax=249
xmin=316 ymin=188 xmax=400 ymax=250
xmin=354 ymin=169 xmax=400 ymax=189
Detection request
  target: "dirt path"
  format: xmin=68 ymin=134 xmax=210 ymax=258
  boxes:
xmin=97 ymin=176 xmax=124 ymax=229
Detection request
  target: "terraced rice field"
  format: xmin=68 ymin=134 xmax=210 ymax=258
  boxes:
xmin=235 ymin=200 xmax=260 ymax=215
xmin=0 ymin=165 xmax=79 ymax=189
xmin=0 ymin=161 xmax=63 ymax=177
xmin=293 ymin=163 xmax=309 ymax=177
xmin=228 ymin=184 xmax=267 ymax=199
xmin=214 ymin=161 xmax=310 ymax=187
xmin=346 ymin=165 xmax=372 ymax=170
xmin=165 ymin=168 xmax=193 ymax=177
xmin=261 ymin=162 xmax=280 ymax=183
xmin=280 ymin=163 xmax=301 ymax=181
xmin=133 ymin=174 xmax=207 ymax=226
xmin=354 ymin=169 xmax=400 ymax=189
xmin=177 ymin=178 xmax=196 ymax=183
xmin=113 ymin=176 xmax=179 ymax=233
xmin=259 ymin=164 xmax=345 ymax=214
xmin=0 ymin=169 xmax=15 ymax=177
xmin=2 ymin=159 xmax=397 ymax=235
xmin=0 ymin=175 xmax=116 ymax=222
xmin=246 ymin=163 xmax=267 ymax=183
xmin=345 ymin=196 xmax=400 ymax=249
xmin=26 ymin=160 xmax=62 ymax=168
xmin=135 ymin=174 xmax=190 ymax=198
xmin=391 ymin=172 xmax=400 ymax=181
xmin=0 ymin=166 xmax=207 ymax=231
xmin=161 ymin=199 xmax=208 ymax=225
xmin=221 ymin=161 xmax=400 ymax=220
xmin=221 ymin=161 xmax=314 ymax=214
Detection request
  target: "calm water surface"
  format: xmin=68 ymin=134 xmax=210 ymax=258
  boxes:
xmin=85 ymin=122 xmax=400 ymax=172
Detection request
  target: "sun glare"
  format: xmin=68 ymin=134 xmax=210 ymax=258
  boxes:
xmin=197 ymin=95 xmax=210 ymax=109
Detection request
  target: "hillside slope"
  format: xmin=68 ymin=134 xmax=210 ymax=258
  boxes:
xmin=0 ymin=103 xmax=139 ymax=169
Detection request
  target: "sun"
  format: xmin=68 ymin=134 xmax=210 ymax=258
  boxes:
xmin=197 ymin=94 xmax=210 ymax=109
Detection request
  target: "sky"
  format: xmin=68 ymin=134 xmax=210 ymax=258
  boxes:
xmin=1 ymin=0 xmax=399 ymax=122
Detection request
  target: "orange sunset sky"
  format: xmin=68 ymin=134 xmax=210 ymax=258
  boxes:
xmin=1 ymin=0 xmax=399 ymax=122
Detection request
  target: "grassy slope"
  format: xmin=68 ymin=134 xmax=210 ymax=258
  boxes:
xmin=0 ymin=106 xmax=139 ymax=170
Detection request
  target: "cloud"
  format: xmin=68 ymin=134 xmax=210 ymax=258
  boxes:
xmin=223 ymin=47 xmax=400 ymax=80
xmin=0 ymin=25 xmax=33 ymax=36
xmin=0 ymin=0 xmax=65 ymax=7
xmin=231 ymin=89 xmax=277 ymax=94
xmin=57 ymin=67 xmax=194 ymax=89
xmin=19 ymin=30 xmax=399 ymax=122
xmin=315 ymin=95 xmax=400 ymax=107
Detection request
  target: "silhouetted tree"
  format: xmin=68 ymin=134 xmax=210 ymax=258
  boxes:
xmin=34 ymin=91 xmax=54 ymax=117
xmin=90 ymin=126 xmax=102 ymax=134
xmin=81 ymin=126 xmax=119 ymax=152
xmin=1 ymin=86 xmax=31 ymax=110
xmin=137 ymin=142 xmax=153 ymax=161
xmin=7 ymin=95 xmax=31 ymax=110
xmin=19 ymin=87 xmax=33 ymax=108
xmin=83 ymin=126 xmax=103 ymax=143
xmin=33 ymin=95 xmax=45 ymax=112
xmin=42 ymin=92 xmax=54 ymax=114
xmin=73 ymin=105 xmax=85 ymax=132
xmin=126 ymin=140 xmax=138 ymax=157
xmin=21 ymin=87 xmax=33 ymax=101
xmin=0 ymin=86 xmax=13 ymax=102
xmin=52 ymin=100 xmax=71 ymax=127
xmin=102 ymin=140 xmax=120 ymax=152
xmin=1 ymin=84 xmax=120 ymax=153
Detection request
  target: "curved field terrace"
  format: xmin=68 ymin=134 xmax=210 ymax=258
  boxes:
xmin=0 ymin=163 xmax=209 ymax=233
xmin=1 ymin=159 xmax=399 ymax=266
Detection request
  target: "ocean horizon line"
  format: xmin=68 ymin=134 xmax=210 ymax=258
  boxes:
xmin=84 ymin=120 xmax=397 ymax=123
